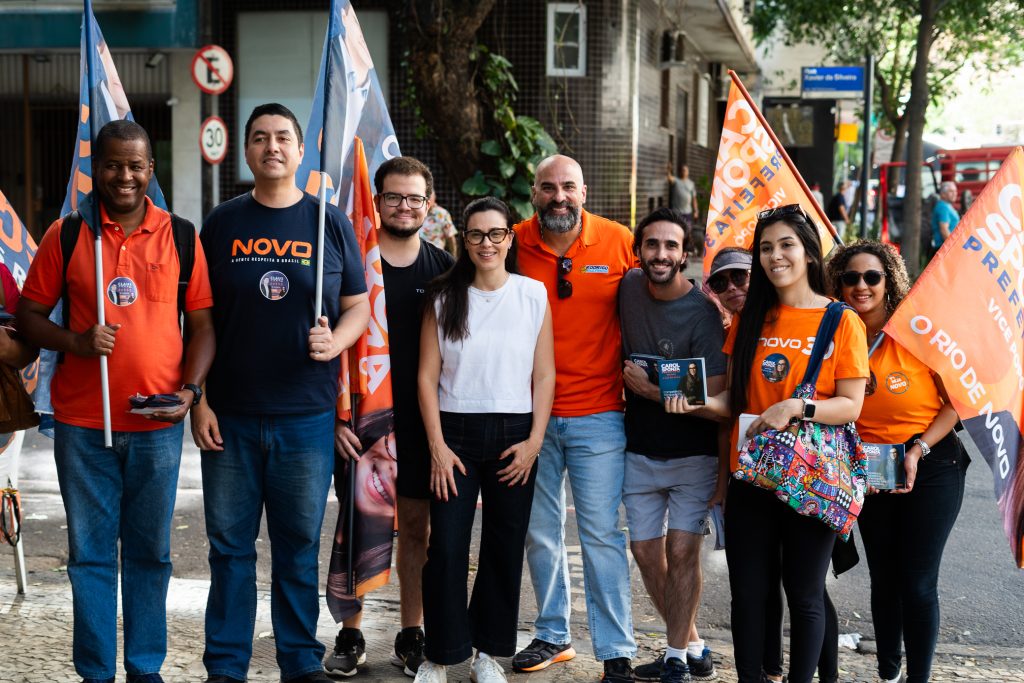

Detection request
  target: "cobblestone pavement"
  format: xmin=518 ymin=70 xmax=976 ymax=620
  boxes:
xmin=2 ymin=565 xmax=1022 ymax=683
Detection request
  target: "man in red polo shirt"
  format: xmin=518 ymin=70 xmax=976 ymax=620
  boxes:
xmin=18 ymin=120 xmax=215 ymax=683
xmin=511 ymin=155 xmax=638 ymax=682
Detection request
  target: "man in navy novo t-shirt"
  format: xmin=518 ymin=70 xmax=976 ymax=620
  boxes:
xmin=192 ymin=103 xmax=369 ymax=683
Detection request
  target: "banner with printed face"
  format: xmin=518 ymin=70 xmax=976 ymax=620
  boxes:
xmin=884 ymin=147 xmax=1024 ymax=567
xmin=299 ymin=0 xmax=400 ymax=622
xmin=704 ymin=72 xmax=835 ymax=276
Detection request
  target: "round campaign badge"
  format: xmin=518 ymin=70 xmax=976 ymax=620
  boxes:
xmin=885 ymin=371 xmax=909 ymax=394
xmin=762 ymin=353 xmax=790 ymax=383
xmin=106 ymin=277 xmax=139 ymax=306
xmin=259 ymin=271 xmax=289 ymax=301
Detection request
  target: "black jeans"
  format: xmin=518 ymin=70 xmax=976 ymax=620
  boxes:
xmin=422 ymin=412 xmax=536 ymax=665
xmin=725 ymin=478 xmax=837 ymax=683
xmin=858 ymin=432 xmax=968 ymax=682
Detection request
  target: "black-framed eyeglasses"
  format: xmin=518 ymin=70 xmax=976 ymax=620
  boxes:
xmin=757 ymin=203 xmax=810 ymax=223
xmin=557 ymin=256 xmax=573 ymax=299
xmin=463 ymin=228 xmax=512 ymax=245
xmin=380 ymin=192 xmax=428 ymax=209
xmin=707 ymin=269 xmax=749 ymax=294
xmin=840 ymin=269 xmax=884 ymax=287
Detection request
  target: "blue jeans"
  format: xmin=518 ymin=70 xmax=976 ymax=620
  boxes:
xmin=54 ymin=420 xmax=184 ymax=680
xmin=524 ymin=411 xmax=635 ymax=661
xmin=201 ymin=410 xmax=335 ymax=681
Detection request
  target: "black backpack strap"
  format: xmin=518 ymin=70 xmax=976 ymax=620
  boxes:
xmin=57 ymin=211 xmax=85 ymax=363
xmin=169 ymin=214 xmax=196 ymax=318
xmin=801 ymin=301 xmax=851 ymax=387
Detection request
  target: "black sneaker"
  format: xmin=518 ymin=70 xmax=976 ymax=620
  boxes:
xmin=286 ymin=672 xmax=334 ymax=683
xmin=686 ymin=648 xmax=716 ymax=681
xmin=634 ymin=654 xmax=663 ymax=682
xmin=203 ymin=677 xmax=244 ymax=683
xmin=659 ymin=658 xmax=690 ymax=683
xmin=512 ymin=638 xmax=577 ymax=672
xmin=324 ymin=627 xmax=366 ymax=677
xmin=391 ymin=626 xmax=426 ymax=677
xmin=602 ymin=657 xmax=634 ymax=683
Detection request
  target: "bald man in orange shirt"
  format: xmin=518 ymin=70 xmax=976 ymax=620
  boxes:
xmin=511 ymin=156 xmax=638 ymax=683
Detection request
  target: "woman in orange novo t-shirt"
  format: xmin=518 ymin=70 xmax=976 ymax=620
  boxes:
xmin=828 ymin=240 xmax=967 ymax=683
xmin=672 ymin=205 xmax=867 ymax=683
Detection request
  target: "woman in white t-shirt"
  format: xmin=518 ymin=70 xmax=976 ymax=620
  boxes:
xmin=415 ymin=197 xmax=555 ymax=683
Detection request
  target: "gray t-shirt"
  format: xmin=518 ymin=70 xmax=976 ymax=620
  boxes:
xmin=669 ymin=177 xmax=697 ymax=215
xmin=619 ymin=268 xmax=726 ymax=458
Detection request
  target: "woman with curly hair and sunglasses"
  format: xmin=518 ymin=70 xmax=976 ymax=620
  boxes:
xmin=670 ymin=205 xmax=868 ymax=683
xmin=828 ymin=240 xmax=968 ymax=683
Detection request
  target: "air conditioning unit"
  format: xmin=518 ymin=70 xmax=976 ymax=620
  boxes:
xmin=660 ymin=30 xmax=687 ymax=68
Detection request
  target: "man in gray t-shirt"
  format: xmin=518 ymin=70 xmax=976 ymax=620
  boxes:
xmin=619 ymin=207 xmax=725 ymax=682
xmin=667 ymin=164 xmax=702 ymax=255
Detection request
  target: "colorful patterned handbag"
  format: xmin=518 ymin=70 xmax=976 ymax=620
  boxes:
xmin=734 ymin=302 xmax=867 ymax=540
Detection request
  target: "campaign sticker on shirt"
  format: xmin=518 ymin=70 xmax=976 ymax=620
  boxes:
xmin=259 ymin=271 xmax=289 ymax=301
xmin=581 ymin=264 xmax=609 ymax=274
xmin=885 ymin=371 xmax=909 ymax=394
xmin=106 ymin=277 xmax=138 ymax=306
xmin=762 ymin=353 xmax=790 ymax=383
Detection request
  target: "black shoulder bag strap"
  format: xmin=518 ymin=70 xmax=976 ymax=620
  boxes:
xmin=800 ymin=301 xmax=852 ymax=388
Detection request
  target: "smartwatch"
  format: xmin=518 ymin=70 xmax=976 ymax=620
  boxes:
xmin=182 ymin=383 xmax=203 ymax=406
xmin=802 ymin=399 xmax=816 ymax=420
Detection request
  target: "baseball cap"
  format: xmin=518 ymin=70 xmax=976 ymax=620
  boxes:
xmin=709 ymin=249 xmax=752 ymax=279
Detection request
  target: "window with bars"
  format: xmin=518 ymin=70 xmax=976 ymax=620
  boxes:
xmin=546 ymin=3 xmax=586 ymax=77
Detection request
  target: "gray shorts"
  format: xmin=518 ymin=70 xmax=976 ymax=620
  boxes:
xmin=622 ymin=451 xmax=718 ymax=541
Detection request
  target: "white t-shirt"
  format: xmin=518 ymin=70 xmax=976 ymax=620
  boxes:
xmin=436 ymin=273 xmax=547 ymax=413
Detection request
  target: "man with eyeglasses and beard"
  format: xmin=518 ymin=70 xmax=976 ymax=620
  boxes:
xmin=325 ymin=156 xmax=454 ymax=679
xmin=619 ymin=208 xmax=726 ymax=683
xmin=511 ymin=155 xmax=639 ymax=682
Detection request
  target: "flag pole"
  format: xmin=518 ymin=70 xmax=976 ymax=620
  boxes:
xmin=727 ymin=70 xmax=842 ymax=244
xmin=84 ymin=0 xmax=112 ymax=447
xmin=315 ymin=174 xmax=326 ymax=321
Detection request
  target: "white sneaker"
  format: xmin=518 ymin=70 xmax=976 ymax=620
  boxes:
xmin=881 ymin=670 xmax=906 ymax=683
xmin=471 ymin=654 xmax=507 ymax=683
xmin=414 ymin=660 xmax=447 ymax=683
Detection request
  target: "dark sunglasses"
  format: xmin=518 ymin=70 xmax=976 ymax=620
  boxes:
xmin=707 ymin=269 xmax=749 ymax=294
xmin=557 ymin=256 xmax=573 ymax=299
xmin=757 ymin=203 xmax=810 ymax=223
xmin=840 ymin=270 xmax=884 ymax=287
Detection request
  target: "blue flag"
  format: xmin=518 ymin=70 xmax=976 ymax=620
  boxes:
xmin=296 ymin=0 xmax=400 ymax=210
xmin=62 ymin=0 xmax=167 ymax=221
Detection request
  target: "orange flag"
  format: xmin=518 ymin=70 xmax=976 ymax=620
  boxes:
xmin=885 ymin=147 xmax=1024 ymax=568
xmin=704 ymin=71 xmax=837 ymax=275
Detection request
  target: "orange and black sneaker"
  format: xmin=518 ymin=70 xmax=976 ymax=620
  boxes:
xmin=511 ymin=639 xmax=577 ymax=672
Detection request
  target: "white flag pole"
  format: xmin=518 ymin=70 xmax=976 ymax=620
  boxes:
xmin=94 ymin=234 xmax=112 ymax=447
xmin=315 ymin=171 xmax=327 ymax=322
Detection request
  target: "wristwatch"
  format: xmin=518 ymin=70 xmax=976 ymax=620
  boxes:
xmin=182 ymin=383 xmax=203 ymax=406
xmin=913 ymin=437 xmax=931 ymax=457
xmin=801 ymin=398 xmax=816 ymax=420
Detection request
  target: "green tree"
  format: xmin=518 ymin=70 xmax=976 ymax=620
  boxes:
xmin=394 ymin=1 xmax=557 ymax=220
xmin=751 ymin=0 xmax=1024 ymax=274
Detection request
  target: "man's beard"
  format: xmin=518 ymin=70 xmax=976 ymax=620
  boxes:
xmin=537 ymin=200 xmax=581 ymax=234
xmin=641 ymin=257 xmax=682 ymax=284
xmin=381 ymin=221 xmax=422 ymax=239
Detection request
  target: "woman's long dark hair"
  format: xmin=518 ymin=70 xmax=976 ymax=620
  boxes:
xmin=427 ymin=196 xmax=518 ymax=342
xmin=728 ymin=211 xmax=827 ymax=417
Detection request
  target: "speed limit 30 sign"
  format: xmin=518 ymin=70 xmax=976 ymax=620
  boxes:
xmin=200 ymin=116 xmax=229 ymax=165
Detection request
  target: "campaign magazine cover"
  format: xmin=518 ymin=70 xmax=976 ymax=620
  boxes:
xmin=657 ymin=358 xmax=707 ymax=405
xmin=863 ymin=442 xmax=907 ymax=490
xmin=629 ymin=353 xmax=664 ymax=384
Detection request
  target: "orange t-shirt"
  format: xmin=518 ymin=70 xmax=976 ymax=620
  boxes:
xmin=723 ymin=304 xmax=869 ymax=470
xmin=856 ymin=334 xmax=944 ymax=444
xmin=22 ymin=198 xmax=214 ymax=431
xmin=514 ymin=210 xmax=637 ymax=417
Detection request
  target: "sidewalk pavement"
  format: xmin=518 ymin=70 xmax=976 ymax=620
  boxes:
xmin=2 ymin=563 xmax=1023 ymax=683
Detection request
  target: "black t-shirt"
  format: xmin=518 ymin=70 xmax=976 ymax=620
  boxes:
xmin=618 ymin=270 xmax=726 ymax=458
xmin=826 ymin=193 xmax=847 ymax=221
xmin=383 ymin=242 xmax=454 ymax=456
xmin=201 ymin=192 xmax=367 ymax=414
